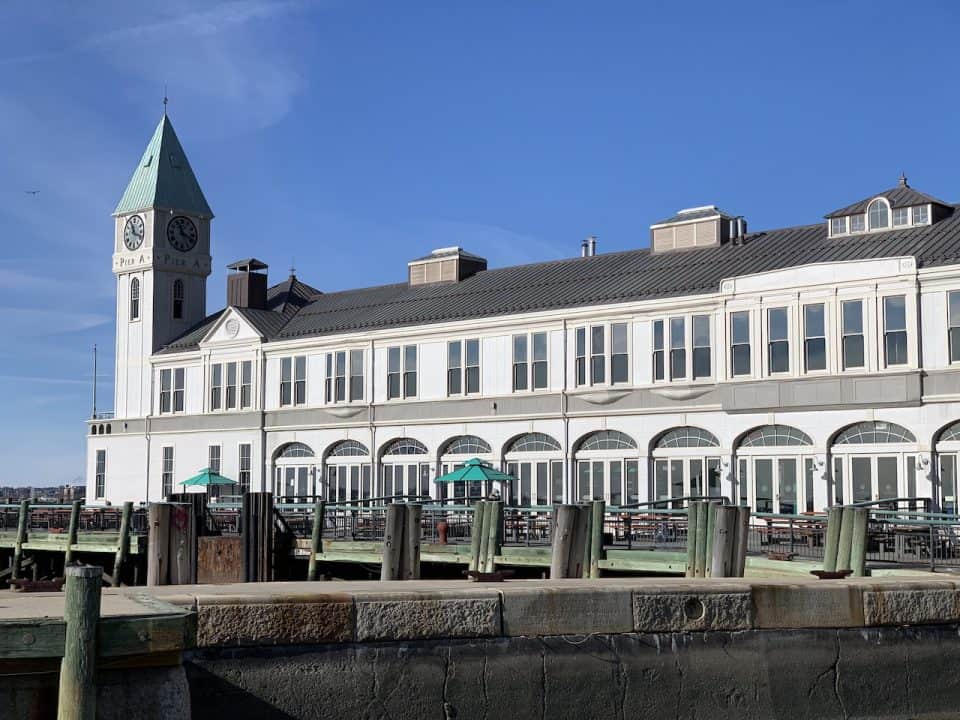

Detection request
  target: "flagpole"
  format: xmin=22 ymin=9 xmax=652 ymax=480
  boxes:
xmin=92 ymin=344 xmax=97 ymax=419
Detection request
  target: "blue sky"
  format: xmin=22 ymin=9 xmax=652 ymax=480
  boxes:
xmin=1 ymin=0 xmax=958 ymax=485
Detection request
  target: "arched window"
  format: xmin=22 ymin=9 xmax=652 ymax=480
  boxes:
xmin=834 ymin=421 xmax=915 ymax=445
xmin=655 ymin=427 xmax=719 ymax=449
xmin=578 ymin=430 xmax=638 ymax=452
xmin=740 ymin=424 xmax=812 ymax=447
xmin=277 ymin=442 xmax=315 ymax=459
xmin=939 ymin=422 xmax=960 ymax=444
xmin=442 ymin=435 xmax=492 ymax=456
xmin=172 ymin=279 xmax=185 ymax=320
xmin=327 ymin=439 xmax=369 ymax=457
xmin=867 ymin=199 xmax=889 ymax=230
xmin=381 ymin=438 xmax=428 ymax=456
xmin=506 ymin=433 xmax=561 ymax=454
xmin=130 ymin=277 xmax=140 ymax=321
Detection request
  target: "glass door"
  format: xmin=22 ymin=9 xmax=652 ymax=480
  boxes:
xmin=941 ymin=454 xmax=957 ymax=515
xmin=850 ymin=457 xmax=872 ymax=503
xmin=877 ymin=456 xmax=899 ymax=508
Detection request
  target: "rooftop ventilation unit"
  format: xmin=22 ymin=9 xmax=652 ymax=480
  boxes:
xmin=408 ymin=247 xmax=487 ymax=286
xmin=649 ymin=205 xmax=745 ymax=253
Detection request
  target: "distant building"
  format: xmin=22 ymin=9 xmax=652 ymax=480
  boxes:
xmin=87 ymin=115 xmax=960 ymax=514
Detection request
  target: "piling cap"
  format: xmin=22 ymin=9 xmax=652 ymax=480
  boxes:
xmin=65 ymin=565 xmax=104 ymax=578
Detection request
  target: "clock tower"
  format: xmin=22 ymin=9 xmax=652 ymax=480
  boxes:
xmin=112 ymin=113 xmax=213 ymax=419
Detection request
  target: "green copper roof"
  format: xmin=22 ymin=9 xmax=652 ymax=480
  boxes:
xmin=113 ymin=114 xmax=213 ymax=218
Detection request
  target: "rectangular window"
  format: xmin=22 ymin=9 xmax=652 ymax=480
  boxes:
xmin=849 ymin=214 xmax=865 ymax=232
xmin=669 ymin=317 xmax=686 ymax=380
xmin=803 ymin=303 xmax=826 ymax=372
xmin=172 ymin=368 xmax=185 ymax=412
xmin=842 ymin=300 xmax=865 ymax=369
xmin=240 ymin=360 xmax=252 ymax=408
xmin=447 ymin=341 xmax=462 ymax=395
xmin=532 ymin=332 xmax=548 ymax=389
xmin=403 ymin=345 xmax=417 ymax=398
xmin=161 ymin=446 xmax=174 ymax=498
xmin=949 ymin=291 xmax=960 ymax=363
xmin=830 ymin=217 xmax=847 ymax=235
xmin=575 ymin=327 xmax=587 ymax=386
xmin=611 ymin=323 xmax=628 ymax=384
xmin=731 ymin=311 xmax=751 ymax=376
xmin=512 ymin=335 xmax=528 ymax=391
xmin=387 ymin=347 xmax=401 ymax=399
xmin=238 ymin=443 xmax=251 ymax=493
xmin=653 ymin=320 xmax=665 ymax=381
xmin=893 ymin=207 xmax=909 ymax=226
xmin=590 ymin=325 xmax=605 ymax=384
xmin=225 ymin=362 xmax=237 ymax=409
xmin=210 ymin=363 xmax=222 ymax=410
xmin=913 ymin=205 xmax=929 ymax=224
xmin=349 ymin=349 xmax=363 ymax=401
xmin=294 ymin=356 xmax=306 ymax=404
xmin=883 ymin=295 xmax=908 ymax=366
xmin=334 ymin=351 xmax=346 ymax=402
xmin=160 ymin=369 xmax=172 ymax=414
xmin=208 ymin=445 xmax=221 ymax=474
xmin=692 ymin=315 xmax=711 ymax=379
xmin=95 ymin=449 xmax=106 ymax=498
xmin=465 ymin=339 xmax=480 ymax=394
xmin=767 ymin=307 xmax=789 ymax=373
xmin=280 ymin=357 xmax=292 ymax=406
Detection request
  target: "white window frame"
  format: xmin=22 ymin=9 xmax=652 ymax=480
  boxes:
xmin=129 ymin=277 xmax=140 ymax=322
xmin=161 ymin=445 xmax=174 ymax=498
xmin=765 ymin=306 xmax=791 ymax=376
xmin=653 ymin=314 xmax=712 ymax=383
xmin=840 ymin=298 xmax=866 ymax=372
xmin=802 ymin=303 xmax=827 ymax=374
xmin=512 ymin=331 xmax=549 ymax=392
xmin=867 ymin=198 xmax=891 ymax=231
xmin=447 ymin=338 xmax=480 ymax=396
xmin=574 ymin=321 xmax=630 ymax=388
xmin=830 ymin=217 xmax=847 ymax=237
xmin=387 ymin=345 xmax=417 ymax=400
xmin=892 ymin=207 xmax=909 ymax=227
xmin=238 ymin=443 xmax=251 ymax=493
xmin=729 ymin=310 xmax=752 ymax=379
xmin=912 ymin=205 xmax=929 ymax=225
xmin=949 ymin=290 xmax=960 ymax=365
xmin=849 ymin=214 xmax=865 ymax=233
xmin=280 ymin=356 xmax=307 ymax=407
xmin=159 ymin=368 xmax=185 ymax=415
xmin=95 ymin=449 xmax=106 ymax=499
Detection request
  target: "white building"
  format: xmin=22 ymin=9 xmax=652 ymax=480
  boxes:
xmin=87 ymin=115 xmax=960 ymax=515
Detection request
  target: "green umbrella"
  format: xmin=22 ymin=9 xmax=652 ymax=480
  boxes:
xmin=434 ymin=458 xmax=515 ymax=484
xmin=181 ymin=467 xmax=236 ymax=487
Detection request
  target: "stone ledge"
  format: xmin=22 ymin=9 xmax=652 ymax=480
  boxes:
xmin=753 ymin=583 xmax=864 ymax=629
xmin=355 ymin=598 xmax=501 ymax=642
xmin=633 ymin=591 xmax=753 ymax=632
xmin=863 ymin=588 xmax=960 ymax=626
xmin=196 ymin=602 xmax=353 ymax=647
xmin=501 ymin=586 xmax=633 ymax=637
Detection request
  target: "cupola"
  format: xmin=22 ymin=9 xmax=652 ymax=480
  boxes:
xmin=226 ymin=258 xmax=268 ymax=310
xmin=408 ymin=247 xmax=487 ymax=286
xmin=825 ymin=175 xmax=951 ymax=238
xmin=649 ymin=205 xmax=746 ymax=253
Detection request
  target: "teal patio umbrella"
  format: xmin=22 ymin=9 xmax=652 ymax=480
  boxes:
xmin=434 ymin=457 xmax=516 ymax=493
xmin=181 ymin=467 xmax=236 ymax=488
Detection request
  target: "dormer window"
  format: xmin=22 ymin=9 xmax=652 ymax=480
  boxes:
xmin=849 ymin=214 xmax=865 ymax=233
xmin=913 ymin=205 xmax=929 ymax=224
xmin=867 ymin=199 xmax=890 ymax=230
xmin=830 ymin=217 xmax=847 ymax=235
xmin=893 ymin=207 xmax=909 ymax=226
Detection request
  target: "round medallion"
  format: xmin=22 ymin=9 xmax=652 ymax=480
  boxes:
xmin=166 ymin=216 xmax=198 ymax=252
xmin=225 ymin=319 xmax=240 ymax=338
xmin=123 ymin=215 xmax=144 ymax=250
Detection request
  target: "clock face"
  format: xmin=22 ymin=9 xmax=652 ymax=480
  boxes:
xmin=166 ymin=216 xmax=198 ymax=252
xmin=123 ymin=215 xmax=144 ymax=250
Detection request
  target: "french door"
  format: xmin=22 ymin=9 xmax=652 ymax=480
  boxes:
xmin=653 ymin=457 xmax=721 ymax=508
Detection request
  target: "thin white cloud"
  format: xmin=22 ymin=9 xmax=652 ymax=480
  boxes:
xmin=0 ymin=308 xmax=111 ymax=337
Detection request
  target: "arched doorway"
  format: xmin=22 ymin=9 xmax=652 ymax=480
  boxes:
xmin=273 ymin=442 xmax=316 ymax=499
xmin=323 ymin=440 xmax=372 ymax=504
xmin=651 ymin=427 xmax=721 ymax=508
xmin=503 ymin=432 xmax=564 ymax=506
xmin=380 ymin=437 xmax=431 ymax=502
xmin=735 ymin=425 xmax=814 ymax=514
xmin=935 ymin=421 xmax=960 ymax=514
xmin=439 ymin=435 xmax=493 ymax=504
xmin=831 ymin=421 xmax=918 ymax=507
xmin=574 ymin=430 xmax=639 ymax=506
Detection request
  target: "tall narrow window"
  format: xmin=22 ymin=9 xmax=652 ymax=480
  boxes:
xmin=387 ymin=347 xmax=401 ymax=399
xmin=240 ymin=360 xmax=252 ymax=408
xmin=333 ymin=351 xmax=346 ymax=402
xmin=225 ymin=362 xmax=237 ymax=409
xmin=949 ymin=291 xmax=960 ymax=364
xmin=173 ymin=368 xmax=185 ymax=412
xmin=804 ymin=303 xmax=826 ymax=372
xmin=590 ymin=325 xmax=605 ymax=384
xmin=130 ymin=277 xmax=140 ymax=321
xmin=653 ymin=320 xmax=665 ymax=381
xmin=294 ymin=356 xmax=307 ymax=404
xmin=238 ymin=444 xmax=251 ymax=493
xmin=210 ymin=363 xmax=222 ymax=410
xmin=669 ymin=317 xmax=686 ymax=380
xmin=512 ymin=335 xmax=528 ymax=391
xmin=692 ymin=315 xmax=711 ymax=379
xmin=465 ymin=339 xmax=480 ymax=394
xmin=447 ymin=341 xmax=462 ymax=395
xmin=842 ymin=300 xmax=864 ymax=369
xmin=95 ymin=449 xmax=106 ymax=498
xmin=349 ymin=349 xmax=363 ymax=401
xmin=280 ymin=358 xmax=292 ymax=406
xmin=868 ymin=199 xmax=889 ymax=230
xmin=172 ymin=279 xmax=184 ymax=320
xmin=611 ymin=323 xmax=628 ymax=384
xmin=883 ymin=295 xmax=908 ymax=366
xmin=767 ymin=307 xmax=789 ymax=373
xmin=403 ymin=345 xmax=417 ymax=398
xmin=161 ymin=446 xmax=174 ymax=498
xmin=575 ymin=328 xmax=587 ymax=386
xmin=731 ymin=311 xmax=751 ymax=376
xmin=208 ymin=445 xmax=221 ymax=474
xmin=160 ymin=369 xmax=172 ymax=413
xmin=532 ymin=332 xmax=548 ymax=389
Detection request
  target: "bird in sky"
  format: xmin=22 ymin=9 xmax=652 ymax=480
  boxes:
xmin=24 ymin=190 xmax=39 ymax=196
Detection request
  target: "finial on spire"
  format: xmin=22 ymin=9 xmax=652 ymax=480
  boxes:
xmin=898 ymin=171 xmax=908 ymax=187
xmin=289 ymin=259 xmax=296 ymax=278
xmin=163 ymin=84 xmax=168 ymax=116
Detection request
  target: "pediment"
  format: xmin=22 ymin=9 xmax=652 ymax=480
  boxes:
xmin=200 ymin=308 xmax=263 ymax=346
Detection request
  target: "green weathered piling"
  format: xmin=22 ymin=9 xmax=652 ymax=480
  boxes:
xmin=483 ymin=501 xmax=501 ymax=573
xmin=380 ymin=504 xmax=404 ymax=581
xmin=693 ymin=502 xmax=709 ymax=577
xmin=685 ymin=502 xmax=699 ymax=578
xmin=57 ymin=565 xmax=102 ymax=720
xmin=550 ymin=504 xmax=577 ymax=579
xmin=474 ymin=501 xmax=490 ymax=573
xmin=64 ymin=500 xmax=82 ymax=568
xmin=12 ymin=500 xmax=29 ymax=581
xmin=822 ymin=506 xmax=843 ymax=572
xmin=589 ymin=500 xmax=605 ymax=579
xmin=836 ymin=506 xmax=856 ymax=573
xmin=851 ymin=508 xmax=869 ymax=577
xmin=111 ymin=502 xmax=132 ymax=587
xmin=307 ymin=500 xmax=325 ymax=581
xmin=704 ymin=501 xmax=717 ymax=578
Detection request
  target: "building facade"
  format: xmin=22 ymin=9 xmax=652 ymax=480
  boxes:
xmin=86 ymin=116 xmax=960 ymax=514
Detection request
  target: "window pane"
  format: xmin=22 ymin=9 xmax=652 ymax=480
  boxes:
xmin=654 ymin=351 xmax=665 ymax=381
xmin=693 ymin=315 xmax=710 ymax=347
xmin=850 ymin=214 xmax=865 ymax=232
xmin=732 ymin=344 xmax=751 ymax=376
xmin=950 ymin=292 xmax=960 ymax=328
xmin=609 ymin=461 xmax=622 ymax=506
xmin=754 ymin=458 xmax=773 ymax=513
xmin=575 ymin=327 xmax=586 ymax=356
xmin=512 ymin=335 xmax=527 ymax=362
xmin=388 ymin=347 xmax=401 ymax=373
xmin=405 ymin=345 xmax=417 ymax=370
xmin=851 ymin=457 xmax=872 ymax=503
xmin=804 ymin=304 xmax=824 ymax=338
xmin=466 ymin=339 xmax=479 ymax=366
xmin=612 ymin=323 xmax=628 ymax=354
xmin=843 ymin=335 xmax=865 ymax=369
xmin=533 ymin=332 xmax=547 ymax=361
xmin=295 ymin=356 xmax=306 ymax=380
xmin=951 ymin=328 xmax=960 ymax=365
xmin=466 ymin=366 xmax=480 ymax=394
xmin=769 ymin=341 xmax=789 ymax=373
xmin=868 ymin=200 xmax=889 ymax=229
xmin=533 ymin=361 xmax=548 ymax=389
xmin=670 ymin=348 xmax=686 ymax=380
xmin=448 ymin=341 xmax=461 ymax=368
xmin=842 ymin=300 xmax=863 ymax=335
xmin=768 ymin=307 xmax=788 ymax=341
xmin=692 ymin=347 xmax=711 ymax=379
xmin=805 ymin=338 xmax=826 ymax=372
xmin=669 ymin=318 xmax=684 ymax=349
xmin=551 ymin=461 xmax=564 ymax=503
xmin=591 ymin=326 xmax=604 ymax=354
xmin=893 ymin=207 xmax=909 ymax=226
xmin=884 ymin=296 xmax=906 ymax=331
xmin=448 ymin=368 xmax=461 ymax=395
xmin=913 ymin=205 xmax=928 ymax=224
xmin=885 ymin=331 xmax=908 ymax=366
xmin=653 ymin=320 xmax=664 ymax=351
xmin=513 ymin=364 xmax=527 ymax=391
xmin=731 ymin=311 xmax=750 ymax=344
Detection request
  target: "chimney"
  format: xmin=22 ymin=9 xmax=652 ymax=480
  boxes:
xmin=226 ymin=259 xmax=269 ymax=310
xmin=588 ymin=235 xmax=597 ymax=256
xmin=580 ymin=239 xmax=589 ymax=257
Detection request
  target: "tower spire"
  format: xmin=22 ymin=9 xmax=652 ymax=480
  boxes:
xmin=163 ymin=84 xmax=168 ymax=116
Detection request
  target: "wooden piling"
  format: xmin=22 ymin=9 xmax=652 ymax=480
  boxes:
xmin=694 ymin=502 xmax=709 ymax=578
xmin=589 ymin=500 xmax=605 ymax=579
xmin=380 ymin=503 xmax=404 ymax=581
xmin=64 ymin=500 xmax=81 ymax=568
xmin=12 ymin=499 xmax=29 ymax=581
xmin=169 ymin=503 xmax=196 ymax=585
xmin=550 ymin=505 xmax=577 ymax=579
xmin=242 ymin=492 xmax=274 ymax=583
xmin=469 ymin=501 xmax=486 ymax=573
xmin=568 ymin=504 xmax=591 ymax=579
xmin=483 ymin=501 xmax=502 ymax=574
xmin=704 ymin=501 xmax=717 ymax=577
xmin=710 ymin=506 xmax=737 ymax=578
xmin=111 ymin=501 xmax=132 ymax=587
xmin=822 ymin=506 xmax=843 ymax=572
xmin=733 ymin=506 xmax=751 ymax=577
xmin=850 ymin=508 xmax=869 ymax=577
xmin=146 ymin=503 xmax=171 ymax=586
xmin=403 ymin=504 xmax=423 ymax=579
xmin=307 ymin=500 xmax=325 ymax=581
xmin=835 ymin=506 xmax=855 ymax=573
xmin=685 ymin=502 xmax=699 ymax=578
xmin=57 ymin=565 xmax=102 ymax=720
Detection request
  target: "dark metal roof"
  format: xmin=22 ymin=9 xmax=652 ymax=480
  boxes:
xmin=825 ymin=184 xmax=950 ymax=218
xmin=227 ymin=258 xmax=269 ymax=271
xmin=159 ymin=206 xmax=960 ymax=354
